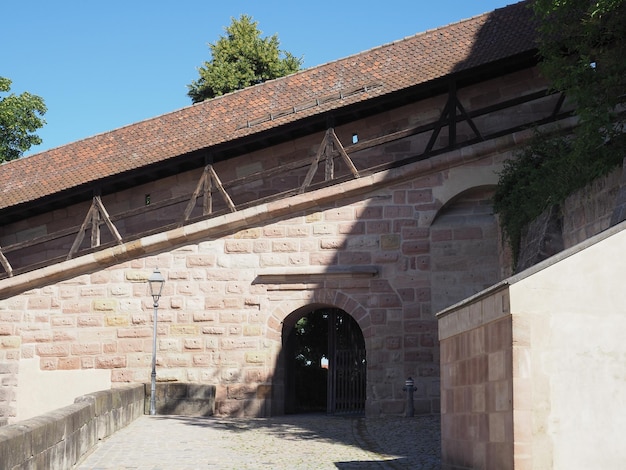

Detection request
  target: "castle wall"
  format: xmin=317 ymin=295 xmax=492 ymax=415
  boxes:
xmin=0 ymin=135 xmax=515 ymax=423
xmin=0 ymin=65 xmax=560 ymax=424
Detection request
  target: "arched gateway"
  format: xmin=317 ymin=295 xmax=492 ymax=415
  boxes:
xmin=280 ymin=305 xmax=366 ymax=415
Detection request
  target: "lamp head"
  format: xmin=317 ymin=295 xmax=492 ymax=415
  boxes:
xmin=148 ymin=268 xmax=165 ymax=300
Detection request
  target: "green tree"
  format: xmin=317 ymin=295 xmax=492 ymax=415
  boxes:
xmin=494 ymin=0 xmax=626 ymax=264
xmin=533 ymin=0 xmax=626 ymax=157
xmin=187 ymin=15 xmax=302 ymax=103
xmin=0 ymin=77 xmax=47 ymax=163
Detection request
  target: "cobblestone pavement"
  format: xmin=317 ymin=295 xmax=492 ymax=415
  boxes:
xmin=76 ymin=414 xmax=441 ymax=469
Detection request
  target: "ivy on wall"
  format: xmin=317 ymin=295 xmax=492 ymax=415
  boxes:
xmin=493 ymin=0 xmax=626 ymax=265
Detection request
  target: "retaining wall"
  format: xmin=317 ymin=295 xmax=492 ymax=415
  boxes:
xmin=145 ymin=383 xmax=216 ymax=416
xmin=438 ymin=223 xmax=626 ymax=469
xmin=0 ymin=385 xmax=143 ymax=470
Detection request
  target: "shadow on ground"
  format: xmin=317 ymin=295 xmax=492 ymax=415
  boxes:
xmin=153 ymin=413 xmax=441 ymax=469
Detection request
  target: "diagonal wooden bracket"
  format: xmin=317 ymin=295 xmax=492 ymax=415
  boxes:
xmin=180 ymin=164 xmax=236 ymax=227
xmin=299 ymin=128 xmax=360 ymax=194
xmin=425 ymin=81 xmax=483 ymax=154
xmin=330 ymin=129 xmax=360 ymax=179
xmin=0 ymin=245 xmax=13 ymax=277
xmin=67 ymin=196 xmax=123 ymax=260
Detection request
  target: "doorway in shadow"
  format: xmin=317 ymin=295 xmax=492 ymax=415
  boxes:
xmin=283 ymin=306 xmax=366 ymax=415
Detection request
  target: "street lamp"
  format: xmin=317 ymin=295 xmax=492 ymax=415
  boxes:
xmin=148 ymin=268 xmax=165 ymax=415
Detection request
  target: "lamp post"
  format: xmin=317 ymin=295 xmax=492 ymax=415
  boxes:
xmin=148 ymin=268 xmax=165 ymax=416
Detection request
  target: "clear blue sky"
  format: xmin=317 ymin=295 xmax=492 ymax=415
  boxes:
xmin=2 ymin=0 xmax=517 ymax=156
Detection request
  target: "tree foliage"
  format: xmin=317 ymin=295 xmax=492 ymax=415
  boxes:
xmin=187 ymin=15 xmax=302 ymax=103
xmin=494 ymin=0 xmax=626 ymax=264
xmin=0 ymin=77 xmax=47 ymax=163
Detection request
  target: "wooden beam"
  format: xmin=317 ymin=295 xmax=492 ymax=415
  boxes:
xmin=180 ymin=165 xmax=236 ymax=227
xmin=449 ymin=81 xmax=457 ymax=147
xmin=0 ymin=245 xmax=13 ymax=277
xmin=330 ymin=129 xmax=360 ymax=178
xmin=94 ymin=196 xmax=122 ymax=243
xmin=207 ymin=165 xmax=236 ymax=213
xmin=67 ymin=205 xmax=95 ymax=260
xmin=181 ymin=167 xmax=211 ymax=225
xmin=67 ymin=197 xmax=122 ymax=260
xmin=300 ymin=129 xmax=331 ymax=194
xmin=425 ymin=96 xmax=452 ymax=154
xmin=325 ymin=129 xmax=334 ymax=181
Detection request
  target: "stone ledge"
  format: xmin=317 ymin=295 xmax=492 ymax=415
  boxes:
xmin=0 ymin=384 xmax=144 ymax=470
xmin=144 ymin=383 xmax=216 ymax=417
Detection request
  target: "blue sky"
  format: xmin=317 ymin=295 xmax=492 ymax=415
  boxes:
xmin=3 ymin=1 xmax=517 ymax=156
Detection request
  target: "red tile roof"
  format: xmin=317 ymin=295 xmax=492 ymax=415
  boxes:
xmin=0 ymin=1 xmax=536 ymax=211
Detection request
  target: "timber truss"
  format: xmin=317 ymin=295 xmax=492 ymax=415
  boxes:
xmin=0 ymin=83 xmax=573 ymax=279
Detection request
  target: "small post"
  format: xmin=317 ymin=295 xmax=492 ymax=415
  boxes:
xmin=403 ymin=377 xmax=415 ymax=417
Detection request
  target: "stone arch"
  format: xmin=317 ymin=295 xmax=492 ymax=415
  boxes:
xmin=429 ymin=185 xmax=502 ymax=313
xmin=433 ymin=166 xmax=501 ymax=215
xmin=267 ymin=290 xmax=369 ymax=416
xmin=431 ymin=184 xmax=497 ymax=226
xmin=266 ymin=289 xmax=370 ymax=343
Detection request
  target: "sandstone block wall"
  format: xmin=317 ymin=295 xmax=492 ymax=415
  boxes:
xmin=145 ymin=382 xmax=215 ymax=416
xmin=0 ymin=384 xmax=143 ymax=470
xmin=0 ymin=66 xmax=560 ymax=423
xmin=439 ymin=288 xmax=515 ymax=470
xmin=0 ymin=134 xmax=513 ymax=422
xmin=439 ymin=221 xmax=626 ymax=470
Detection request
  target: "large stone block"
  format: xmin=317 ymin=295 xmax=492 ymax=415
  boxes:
xmin=144 ymin=383 xmax=216 ymax=417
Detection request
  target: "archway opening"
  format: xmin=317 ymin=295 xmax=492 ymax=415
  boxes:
xmin=283 ymin=306 xmax=366 ymax=415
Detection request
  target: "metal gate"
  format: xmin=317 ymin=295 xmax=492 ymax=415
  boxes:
xmin=327 ymin=309 xmax=366 ymax=414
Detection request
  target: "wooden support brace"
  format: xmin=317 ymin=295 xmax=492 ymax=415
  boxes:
xmin=208 ymin=165 xmax=236 ymax=213
xmin=300 ymin=128 xmax=361 ymax=194
xmin=300 ymin=129 xmax=331 ymax=194
xmin=67 ymin=196 xmax=122 ymax=260
xmin=182 ymin=167 xmax=211 ymax=224
xmin=325 ymin=132 xmax=334 ymax=181
xmin=94 ymin=196 xmax=123 ymax=243
xmin=330 ymin=129 xmax=360 ymax=178
xmin=425 ymin=98 xmax=452 ymax=154
xmin=425 ymin=80 xmax=484 ymax=153
xmin=551 ymin=93 xmax=566 ymax=118
xmin=455 ymin=99 xmax=483 ymax=141
xmin=0 ymin=245 xmax=13 ymax=277
xmin=180 ymin=165 xmax=236 ymax=227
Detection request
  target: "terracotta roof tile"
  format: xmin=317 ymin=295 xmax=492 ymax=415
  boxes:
xmin=0 ymin=1 xmax=536 ymax=211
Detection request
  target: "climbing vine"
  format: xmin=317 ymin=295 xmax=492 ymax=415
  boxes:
xmin=493 ymin=0 xmax=626 ymax=264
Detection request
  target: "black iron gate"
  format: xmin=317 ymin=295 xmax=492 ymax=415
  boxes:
xmin=330 ymin=349 xmax=367 ymax=413
xmin=327 ymin=309 xmax=366 ymax=414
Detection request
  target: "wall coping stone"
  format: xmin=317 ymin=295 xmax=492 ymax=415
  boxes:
xmin=0 ymin=385 xmax=144 ymax=470
xmin=437 ymin=218 xmax=626 ymax=323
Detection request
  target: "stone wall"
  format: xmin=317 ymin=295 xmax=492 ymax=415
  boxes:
xmin=561 ymin=163 xmax=624 ymax=246
xmin=0 ymin=65 xmax=569 ymax=423
xmin=146 ymin=383 xmax=215 ymax=416
xmin=438 ymin=221 xmax=626 ymax=469
xmin=0 ymin=131 xmax=519 ymax=423
xmin=0 ymin=384 xmax=143 ymax=470
xmin=516 ymin=160 xmax=625 ymax=272
xmin=438 ymin=287 xmax=514 ymax=469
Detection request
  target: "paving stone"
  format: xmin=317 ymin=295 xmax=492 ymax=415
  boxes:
xmin=76 ymin=414 xmax=441 ymax=469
